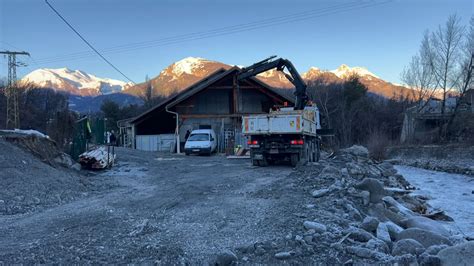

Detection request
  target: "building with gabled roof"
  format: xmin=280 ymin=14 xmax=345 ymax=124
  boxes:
xmin=123 ymin=66 xmax=294 ymax=152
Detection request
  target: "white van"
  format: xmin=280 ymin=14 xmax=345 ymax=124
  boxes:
xmin=184 ymin=129 xmax=217 ymax=156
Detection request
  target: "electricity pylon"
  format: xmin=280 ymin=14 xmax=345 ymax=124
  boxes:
xmin=0 ymin=51 xmax=30 ymax=129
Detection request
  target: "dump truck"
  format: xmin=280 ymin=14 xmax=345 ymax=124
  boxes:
xmin=242 ymin=105 xmax=321 ymax=166
xmin=239 ymin=56 xmax=325 ymax=166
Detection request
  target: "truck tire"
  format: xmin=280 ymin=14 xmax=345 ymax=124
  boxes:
xmin=290 ymin=154 xmax=298 ymax=167
xmin=260 ymin=155 xmax=269 ymax=167
xmin=315 ymin=139 xmax=321 ymax=162
xmin=252 ymin=158 xmax=259 ymax=166
xmin=309 ymin=140 xmax=314 ymax=163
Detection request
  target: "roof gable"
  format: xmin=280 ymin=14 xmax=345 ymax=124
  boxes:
xmin=131 ymin=66 xmax=295 ymax=124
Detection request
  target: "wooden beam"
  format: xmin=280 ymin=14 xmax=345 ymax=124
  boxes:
xmin=232 ymin=75 xmax=238 ymax=114
xmin=207 ymin=85 xmax=261 ymax=89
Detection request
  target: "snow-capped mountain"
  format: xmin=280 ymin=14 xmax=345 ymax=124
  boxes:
xmin=329 ymin=64 xmax=379 ymax=80
xmin=125 ymin=57 xmax=230 ymax=97
xmin=22 ymin=68 xmax=132 ymax=96
xmin=125 ymin=57 xmax=411 ymax=99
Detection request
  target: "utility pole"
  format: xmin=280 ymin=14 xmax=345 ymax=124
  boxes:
xmin=0 ymin=50 xmax=30 ymax=129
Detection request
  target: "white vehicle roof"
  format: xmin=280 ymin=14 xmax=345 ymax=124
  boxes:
xmin=190 ymin=129 xmax=214 ymax=134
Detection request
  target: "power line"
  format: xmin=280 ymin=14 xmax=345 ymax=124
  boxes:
xmin=44 ymin=0 xmax=135 ymax=83
xmin=36 ymin=1 xmax=361 ymax=63
xmin=36 ymin=0 xmax=392 ymax=65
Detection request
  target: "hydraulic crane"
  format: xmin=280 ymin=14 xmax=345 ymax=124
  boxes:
xmin=237 ymin=55 xmax=309 ymax=110
xmin=240 ymin=56 xmax=321 ymax=166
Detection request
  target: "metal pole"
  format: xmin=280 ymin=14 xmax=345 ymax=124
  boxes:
xmin=165 ymin=105 xmax=180 ymax=154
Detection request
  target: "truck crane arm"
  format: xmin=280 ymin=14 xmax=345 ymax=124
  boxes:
xmin=237 ymin=56 xmax=308 ymax=110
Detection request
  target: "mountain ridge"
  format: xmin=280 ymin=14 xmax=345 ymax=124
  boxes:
xmin=22 ymin=57 xmax=412 ymax=100
xmin=22 ymin=68 xmax=133 ymax=96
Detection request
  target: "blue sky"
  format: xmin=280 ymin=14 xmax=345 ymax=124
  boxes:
xmin=0 ymin=0 xmax=472 ymax=84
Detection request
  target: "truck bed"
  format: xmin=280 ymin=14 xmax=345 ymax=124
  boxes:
xmin=242 ymin=108 xmax=319 ymax=136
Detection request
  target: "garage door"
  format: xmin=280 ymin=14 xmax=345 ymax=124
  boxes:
xmin=136 ymin=134 xmax=175 ymax=151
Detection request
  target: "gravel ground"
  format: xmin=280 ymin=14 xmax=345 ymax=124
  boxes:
xmin=2 ymin=144 xmax=472 ymax=264
xmin=0 ymin=147 xmax=304 ymax=264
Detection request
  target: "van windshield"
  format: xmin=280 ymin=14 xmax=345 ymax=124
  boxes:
xmin=188 ymin=133 xmax=209 ymax=141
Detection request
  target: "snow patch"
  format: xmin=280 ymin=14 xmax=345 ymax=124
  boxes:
xmin=171 ymin=57 xmax=208 ymax=76
xmin=0 ymin=129 xmax=49 ymax=138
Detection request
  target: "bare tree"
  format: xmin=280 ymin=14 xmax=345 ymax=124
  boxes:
xmin=428 ymin=14 xmax=465 ymax=114
xmin=401 ymin=32 xmax=438 ymax=110
xmin=446 ymin=16 xmax=474 ymax=135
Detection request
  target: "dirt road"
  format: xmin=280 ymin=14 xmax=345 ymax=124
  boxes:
xmin=0 ymin=148 xmax=303 ymax=264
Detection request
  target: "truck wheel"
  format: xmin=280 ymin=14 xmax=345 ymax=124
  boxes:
xmin=252 ymin=158 xmax=259 ymax=166
xmin=290 ymin=154 xmax=298 ymax=167
xmin=309 ymin=140 xmax=314 ymax=163
xmin=315 ymin=140 xmax=321 ymax=162
xmin=302 ymin=142 xmax=310 ymax=165
xmin=260 ymin=156 xmax=269 ymax=167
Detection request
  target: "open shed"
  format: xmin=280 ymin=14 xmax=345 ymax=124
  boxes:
xmin=129 ymin=66 xmax=294 ymax=152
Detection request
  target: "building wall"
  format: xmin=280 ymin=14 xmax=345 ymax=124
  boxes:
xmin=240 ymin=89 xmax=273 ymax=113
xmin=175 ymin=89 xmax=231 ymax=114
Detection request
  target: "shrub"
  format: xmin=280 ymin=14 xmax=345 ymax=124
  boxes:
xmin=367 ymin=131 xmax=390 ymax=161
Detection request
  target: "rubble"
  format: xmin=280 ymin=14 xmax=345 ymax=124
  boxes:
xmin=437 ymin=241 xmax=474 ymax=266
xmin=235 ymin=144 xmax=473 ymax=264
xmin=215 ymin=250 xmax=238 ymax=265
xmin=391 ymin=239 xmax=425 ymax=256
xmin=0 ymin=138 xmax=115 ymax=215
xmin=397 ymin=228 xmax=452 ymax=248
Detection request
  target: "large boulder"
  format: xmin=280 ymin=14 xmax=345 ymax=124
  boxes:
xmin=379 ymin=161 xmax=397 ymax=177
xmin=360 ymin=216 xmax=380 ymax=233
xmin=342 ymin=145 xmax=369 ymax=158
xmin=437 ymin=241 xmax=474 ymax=266
xmin=382 ymin=196 xmax=415 ymax=217
xmin=366 ymin=238 xmax=390 ymax=254
xmin=376 ymin=222 xmax=392 ymax=244
xmin=215 ymin=250 xmax=238 ymax=266
xmin=397 ymin=228 xmax=452 ymax=248
xmin=318 ymin=165 xmax=341 ymax=179
xmin=401 ymin=216 xmax=450 ymax=237
xmin=354 ymin=178 xmax=387 ymax=203
xmin=383 ymin=221 xmax=404 ymax=241
xmin=346 ymin=226 xmax=374 ymax=242
xmin=392 ymin=239 xmax=425 ymax=256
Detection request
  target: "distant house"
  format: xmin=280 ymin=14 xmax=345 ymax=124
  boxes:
xmin=400 ymin=89 xmax=474 ymax=143
xmin=122 ymin=66 xmax=293 ymax=152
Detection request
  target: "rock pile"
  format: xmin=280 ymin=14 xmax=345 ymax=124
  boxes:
xmin=0 ymin=138 xmax=115 ymax=215
xmin=235 ymin=145 xmax=473 ymax=265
